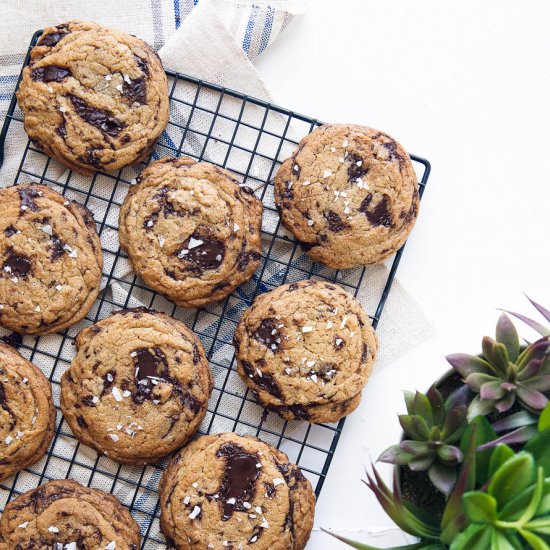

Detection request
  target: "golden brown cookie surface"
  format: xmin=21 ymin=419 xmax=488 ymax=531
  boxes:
xmin=0 ymin=479 xmax=140 ymax=549
xmin=274 ymin=124 xmax=419 ymax=268
xmin=60 ymin=308 xmax=212 ymax=464
xmin=233 ymin=280 xmax=378 ymax=423
xmin=17 ymin=21 xmax=169 ymax=175
xmin=159 ymin=433 xmax=315 ymax=550
xmin=119 ymin=157 xmax=263 ymax=308
xmin=0 ymin=183 xmax=103 ymax=335
xmin=0 ymin=343 xmax=56 ymax=483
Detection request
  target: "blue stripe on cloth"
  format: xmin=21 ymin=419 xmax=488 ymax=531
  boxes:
xmin=258 ymin=6 xmax=275 ymax=55
xmin=174 ymin=0 xmax=181 ymax=28
xmin=242 ymin=5 xmax=260 ymax=53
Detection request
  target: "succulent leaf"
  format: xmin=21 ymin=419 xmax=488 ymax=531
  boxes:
xmin=496 ymin=313 xmax=520 ymax=362
xmin=479 ymin=380 xmax=507 ymax=401
xmin=401 ymin=440 xmax=431 ymax=457
xmin=410 ymin=455 xmax=436 ymax=471
xmin=428 ymin=462 xmax=457 ymax=497
xmin=446 ymin=353 xmax=492 ymax=377
xmin=413 ymin=391 xmax=434 ymax=425
xmin=378 ymin=445 xmax=414 ymax=465
xmin=492 ymin=411 xmax=537 ymax=433
xmin=437 ymin=444 xmax=463 ymax=465
xmin=399 ymin=415 xmax=424 ymax=440
xmin=516 ymin=386 xmax=549 ymax=411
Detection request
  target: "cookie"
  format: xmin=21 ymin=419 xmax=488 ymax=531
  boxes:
xmin=119 ymin=157 xmax=263 ymax=308
xmin=60 ymin=307 xmax=213 ymax=464
xmin=159 ymin=433 xmax=315 ymax=550
xmin=0 ymin=183 xmax=103 ymax=335
xmin=233 ymin=280 xmax=378 ymax=423
xmin=0 ymin=343 xmax=56 ymax=483
xmin=0 ymin=479 xmax=140 ymax=549
xmin=274 ymin=124 xmax=419 ymax=268
xmin=17 ymin=20 xmax=169 ymax=175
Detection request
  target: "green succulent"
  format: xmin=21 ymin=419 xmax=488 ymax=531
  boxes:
xmin=447 ymin=313 xmax=550 ymax=419
xmin=379 ymin=386 xmax=468 ymax=496
xmin=452 ymin=450 xmax=550 ymax=549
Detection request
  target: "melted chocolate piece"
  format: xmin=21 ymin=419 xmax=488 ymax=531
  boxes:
xmin=56 ymin=124 xmax=67 ymax=138
xmin=132 ymin=347 xmax=168 ymax=403
xmin=264 ymin=482 xmax=276 ymax=498
xmin=278 ymin=462 xmax=306 ymax=487
xmin=78 ymin=146 xmax=102 ymax=168
xmin=310 ymin=363 xmax=337 ymax=382
xmin=135 ymin=55 xmax=149 ymax=74
xmin=18 ymin=187 xmax=41 ymax=212
xmin=31 ymin=66 xmax=71 ymax=83
xmin=292 ymin=162 xmax=301 ymax=178
xmin=193 ymin=344 xmax=201 ymax=364
xmin=69 ymin=95 xmax=126 ymax=137
xmin=323 ymin=210 xmax=346 ymax=232
xmin=101 ymin=369 xmax=116 ymax=396
xmin=252 ymin=318 xmax=282 ymax=352
xmin=76 ymin=415 xmax=88 ymax=428
xmin=347 ymin=154 xmax=368 ymax=180
xmin=1 ymin=332 xmax=23 ymax=349
xmin=82 ymin=396 xmax=97 ymax=407
xmin=281 ymin=180 xmax=293 ymax=199
xmin=3 ymin=249 xmax=32 ymax=277
xmin=122 ymin=77 xmax=147 ymax=104
xmin=241 ymin=360 xmax=282 ymax=399
xmin=50 ymin=235 xmax=65 ymax=260
xmin=359 ymin=193 xmax=392 ymax=227
xmin=180 ymin=235 xmax=225 ymax=270
xmin=39 ymin=28 xmax=69 ymax=47
xmin=216 ymin=443 xmax=260 ymax=521
xmin=276 ymin=404 xmax=309 ymax=420
xmin=4 ymin=226 xmax=17 ymax=237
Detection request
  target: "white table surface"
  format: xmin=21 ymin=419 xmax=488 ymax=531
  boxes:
xmin=256 ymin=1 xmax=550 ymax=547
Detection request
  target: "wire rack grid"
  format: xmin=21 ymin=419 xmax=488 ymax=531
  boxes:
xmin=0 ymin=30 xmax=431 ymax=548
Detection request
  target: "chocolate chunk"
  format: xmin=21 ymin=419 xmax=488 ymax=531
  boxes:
xmin=264 ymin=482 xmax=276 ymax=498
xmin=3 ymin=248 xmax=32 ymax=277
xmin=101 ymin=369 xmax=116 ymax=396
xmin=281 ymin=181 xmax=293 ymax=199
xmin=122 ymin=77 xmax=147 ymax=104
xmin=236 ymin=250 xmax=261 ymax=271
xmin=18 ymin=187 xmax=41 ymax=212
xmin=347 ymin=154 xmax=368 ymax=180
xmin=278 ymin=462 xmax=306 ymax=487
xmin=310 ymin=363 xmax=337 ymax=382
xmin=134 ymin=55 xmax=149 ymax=75
xmin=180 ymin=392 xmax=201 ymax=413
xmin=276 ymin=404 xmax=309 ymax=420
xmin=56 ymin=124 xmax=67 ymax=138
xmin=82 ymin=396 xmax=97 ymax=407
xmin=179 ymin=235 xmax=225 ymax=270
xmin=240 ymin=186 xmax=254 ymax=195
xmin=334 ymin=337 xmax=345 ymax=350
xmin=215 ymin=443 xmax=260 ymax=521
xmin=361 ymin=343 xmax=368 ymax=363
xmin=69 ymin=95 xmax=126 ymax=137
xmin=4 ymin=226 xmax=17 ymax=237
xmin=192 ymin=344 xmax=201 ymax=365
xmin=31 ymin=66 xmax=71 ymax=82
xmin=288 ymin=283 xmax=299 ymax=291
xmin=50 ymin=235 xmax=65 ymax=260
xmin=249 ymin=525 xmax=263 ymax=544
xmin=0 ymin=380 xmax=15 ymax=430
xmin=323 ymin=210 xmax=346 ymax=232
xmin=39 ymin=28 xmax=69 ymax=47
xmin=253 ymin=318 xmax=282 ymax=352
xmin=78 ymin=146 xmax=103 ymax=168
xmin=133 ymin=347 xmax=168 ymax=403
xmin=76 ymin=415 xmax=88 ymax=428
xmin=292 ymin=162 xmax=301 ymax=178
xmin=241 ymin=360 xmax=282 ymax=399
xmin=359 ymin=193 xmax=392 ymax=227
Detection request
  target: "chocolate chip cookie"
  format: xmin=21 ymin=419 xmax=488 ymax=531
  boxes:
xmin=0 ymin=183 xmax=103 ymax=335
xmin=60 ymin=307 xmax=212 ymax=464
xmin=17 ymin=20 xmax=169 ymax=175
xmin=0 ymin=479 xmax=140 ymax=549
xmin=159 ymin=433 xmax=315 ymax=550
xmin=0 ymin=343 xmax=56 ymax=483
xmin=118 ymin=157 xmax=263 ymax=308
xmin=274 ymin=124 xmax=419 ymax=268
xmin=233 ymin=280 xmax=378 ymax=423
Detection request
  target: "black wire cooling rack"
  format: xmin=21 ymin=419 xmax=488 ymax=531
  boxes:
xmin=0 ymin=30 xmax=431 ymax=549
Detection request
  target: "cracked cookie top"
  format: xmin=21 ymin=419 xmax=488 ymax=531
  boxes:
xmin=0 ymin=183 xmax=103 ymax=335
xmin=159 ymin=433 xmax=315 ymax=550
xmin=60 ymin=308 xmax=212 ymax=464
xmin=233 ymin=280 xmax=378 ymax=423
xmin=17 ymin=20 xmax=169 ymax=175
xmin=118 ymin=157 xmax=264 ymax=308
xmin=0 ymin=479 xmax=140 ymax=549
xmin=274 ymin=124 xmax=419 ymax=268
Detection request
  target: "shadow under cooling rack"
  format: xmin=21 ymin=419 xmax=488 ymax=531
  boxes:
xmin=0 ymin=30 xmax=431 ymax=549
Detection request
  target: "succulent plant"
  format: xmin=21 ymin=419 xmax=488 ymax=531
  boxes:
xmin=508 ymin=296 xmax=550 ymax=339
xmin=447 ymin=313 xmax=550 ymax=419
xmin=452 ymin=450 xmax=550 ymax=549
xmin=379 ymin=386 xmax=468 ymax=496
